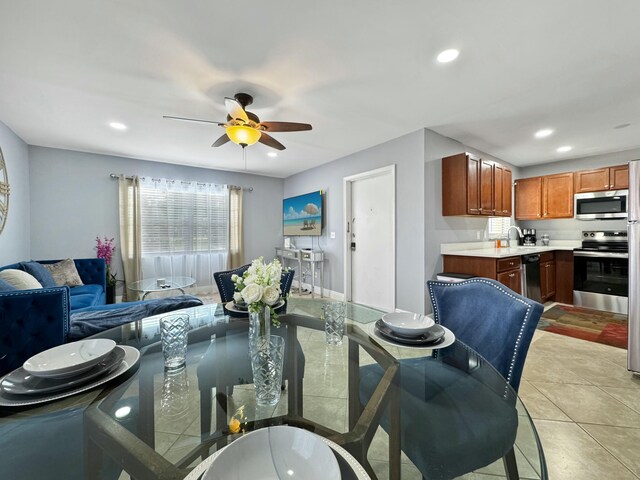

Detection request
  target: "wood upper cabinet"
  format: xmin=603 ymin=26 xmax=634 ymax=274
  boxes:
xmin=610 ymin=165 xmax=629 ymax=189
xmin=515 ymin=177 xmax=542 ymax=220
xmin=575 ymin=165 xmax=629 ymax=193
xmin=466 ymin=155 xmax=481 ymax=214
xmin=515 ymin=172 xmax=573 ymax=220
xmin=442 ymin=153 xmax=513 ymax=217
xmin=543 ymin=172 xmax=574 ymax=218
xmin=498 ymin=166 xmax=512 ymax=216
xmin=480 ymin=159 xmax=495 ymax=215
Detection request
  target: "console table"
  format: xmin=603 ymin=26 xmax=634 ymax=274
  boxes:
xmin=275 ymin=247 xmax=325 ymax=298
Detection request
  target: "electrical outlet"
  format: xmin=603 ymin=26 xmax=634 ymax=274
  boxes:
xmin=330 ymin=231 xmax=336 ymax=239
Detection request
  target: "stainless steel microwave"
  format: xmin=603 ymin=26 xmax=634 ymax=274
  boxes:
xmin=574 ymin=190 xmax=628 ymax=220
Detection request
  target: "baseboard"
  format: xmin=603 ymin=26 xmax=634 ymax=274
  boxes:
xmin=291 ymin=280 xmax=344 ymax=301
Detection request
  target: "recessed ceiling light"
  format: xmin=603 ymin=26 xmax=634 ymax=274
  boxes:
xmin=614 ymin=123 xmax=631 ymax=129
xmin=267 ymin=152 xmax=278 ymax=158
xmin=109 ymin=122 xmax=127 ymax=131
xmin=534 ymin=129 xmax=554 ymax=139
xmin=556 ymin=146 xmax=573 ymax=153
xmin=437 ymin=49 xmax=460 ymax=63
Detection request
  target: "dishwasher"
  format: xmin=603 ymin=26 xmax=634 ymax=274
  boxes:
xmin=521 ymin=254 xmax=542 ymax=303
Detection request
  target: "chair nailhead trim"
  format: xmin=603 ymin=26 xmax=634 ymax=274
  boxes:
xmin=427 ymin=278 xmax=534 ymax=396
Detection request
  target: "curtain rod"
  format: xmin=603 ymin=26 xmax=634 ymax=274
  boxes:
xmin=109 ymin=173 xmax=253 ymax=191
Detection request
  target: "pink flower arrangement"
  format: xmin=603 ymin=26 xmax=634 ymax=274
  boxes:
xmin=95 ymin=236 xmax=117 ymax=286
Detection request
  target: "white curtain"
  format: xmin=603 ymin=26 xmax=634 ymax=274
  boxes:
xmin=139 ymin=177 xmax=229 ymax=294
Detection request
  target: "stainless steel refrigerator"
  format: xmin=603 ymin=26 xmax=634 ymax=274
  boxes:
xmin=628 ymin=160 xmax=640 ymax=373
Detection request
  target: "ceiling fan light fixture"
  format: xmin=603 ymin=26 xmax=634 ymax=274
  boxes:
xmin=226 ymin=125 xmax=261 ymax=147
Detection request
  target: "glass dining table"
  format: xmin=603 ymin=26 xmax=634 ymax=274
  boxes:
xmin=0 ymin=298 xmax=547 ymax=480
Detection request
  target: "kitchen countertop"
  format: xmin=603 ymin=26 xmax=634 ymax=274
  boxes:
xmin=440 ymin=241 xmax=581 ymax=259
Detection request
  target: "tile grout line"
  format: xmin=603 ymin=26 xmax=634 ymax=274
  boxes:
xmin=575 ymin=422 xmax=640 ymax=480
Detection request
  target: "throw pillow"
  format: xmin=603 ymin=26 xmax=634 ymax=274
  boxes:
xmin=20 ymin=261 xmax=58 ymax=288
xmin=42 ymin=258 xmax=84 ymax=287
xmin=0 ymin=277 xmax=18 ymax=292
xmin=0 ymin=269 xmax=43 ymax=290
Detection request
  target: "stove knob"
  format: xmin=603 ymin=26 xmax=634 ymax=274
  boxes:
xmin=590 ymin=233 xmax=596 ymax=237
xmin=583 ymin=232 xmax=589 ymax=237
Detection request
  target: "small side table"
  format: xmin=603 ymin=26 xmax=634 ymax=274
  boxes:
xmin=127 ymin=276 xmax=196 ymax=300
xmin=275 ymin=248 xmax=324 ymax=298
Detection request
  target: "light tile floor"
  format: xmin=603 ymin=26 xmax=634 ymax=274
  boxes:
xmin=118 ymin=297 xmax=640 ymax=479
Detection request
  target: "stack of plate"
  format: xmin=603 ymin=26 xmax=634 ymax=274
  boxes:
xmin=0 ymin=339 xmax=140 ymax=406
xmin=374 ymin=312 xmax=455 ymax=348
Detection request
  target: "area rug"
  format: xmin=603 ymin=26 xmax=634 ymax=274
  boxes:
xmin=538 ymin=304 xmax=628 ymax=349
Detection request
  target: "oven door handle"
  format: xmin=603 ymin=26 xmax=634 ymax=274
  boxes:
xmin=574 ymin=251 xmax=629 ymax=259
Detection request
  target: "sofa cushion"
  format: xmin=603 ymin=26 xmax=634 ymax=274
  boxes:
xmin=0 ymin=269 xmax=42 ymax=290
xmin=43 ymin=259 xmax=84 ymax=287
xmin=69 ymin=284 xmax=104 ymax=297
xmin=69 ymin=293 xmax=100 ymax=311
xmin=0 ymin=278 xmax=18 ymax=292
xmin=20 ymin=261 xmax=57 ymax=288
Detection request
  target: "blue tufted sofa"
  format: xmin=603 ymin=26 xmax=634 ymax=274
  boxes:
xmin=0 ymin=258 xmax=107 ymax=375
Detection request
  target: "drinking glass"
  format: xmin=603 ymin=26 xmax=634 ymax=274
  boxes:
xmin=323 ymin=302 xmax=346 ymax=346
xmin=250 ymin=335 xmax=285 ymax=406
xmin=160 ymin=314 xmax=190 ymax=369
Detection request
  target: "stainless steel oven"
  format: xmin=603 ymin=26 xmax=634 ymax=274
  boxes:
xmin=573 ymin=231 xmax=628 ymax=313
xmin=575 ymin=190 xmax=628 ymax=220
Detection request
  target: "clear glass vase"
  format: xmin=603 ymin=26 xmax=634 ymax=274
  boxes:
xmin=249 ymin=305 xmax=271 ymax=341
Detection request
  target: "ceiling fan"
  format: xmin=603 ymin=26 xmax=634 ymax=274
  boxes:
xmin=163 ymin=93 xmax=312 ymax=150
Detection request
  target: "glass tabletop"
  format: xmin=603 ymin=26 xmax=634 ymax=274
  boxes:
xmin=0 ymin=298 xmax=546 ymax=480
xmin=127 ymin=276 xmax=196 ymax=293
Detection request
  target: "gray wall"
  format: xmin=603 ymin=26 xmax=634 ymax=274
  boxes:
xmin=517 ymin=148 xmax=640 ymax=238
xmin=0 ymin=121 xmax=30 ymax=265
xmin=423 ymin=129 xmax=522 ymax=288
xmin=29 ymin=146 xmax=284 ymax=282
xmin=283 ymin=130 xmax=426 ymax=313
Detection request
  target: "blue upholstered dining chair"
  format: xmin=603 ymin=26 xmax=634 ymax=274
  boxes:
xmin=360 ymin=278 xmax=544 ymax=480
xmin=213 ymin=264 xmax=294 ymax=316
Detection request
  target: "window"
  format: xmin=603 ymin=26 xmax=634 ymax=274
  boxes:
xmin=487 ymin=216 xmax=512 ymax=239
xmin=139 ymin=179 xmax=228 ymax=256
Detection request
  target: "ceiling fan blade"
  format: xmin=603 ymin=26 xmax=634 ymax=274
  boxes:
xmin=163 ymin=115 xmax=224 ymax=125
xmin=224 ymin=97 xmax=249 ymax=123
xmin=212 ymin=134 xmax=230 ymax=147
xmin=259 ymin=132 xmax=286 ymax=151
xmin=259 ymin=121 xmax=312 ymax=132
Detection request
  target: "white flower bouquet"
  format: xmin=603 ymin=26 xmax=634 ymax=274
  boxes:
xmin=232 ymin=257 xmax=284 ymax=323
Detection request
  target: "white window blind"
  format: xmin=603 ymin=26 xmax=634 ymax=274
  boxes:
xmin=487 ymin=217 xmax=512 ymax=239
xmin=140 ymin=179 xmax=228 ymax=255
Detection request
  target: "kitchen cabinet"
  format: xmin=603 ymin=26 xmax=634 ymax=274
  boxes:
xmin=442 ymin=153 xmax=512 ymax=217
xmin=514 ymin=177 xmax=542 ymax=220
xmin=542 ymin=172 xmax=574 ymax=218
xmin=442 ymin=255 xmax=522 ymax=294
xmin=574 ymin=165 xmax=629 ymax=193
xmin=515 ymin=172 xmax=573 ymax=220
xmin=540 ymin=252 xmax=556 ymax=301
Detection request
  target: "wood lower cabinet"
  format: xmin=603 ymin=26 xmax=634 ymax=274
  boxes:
xmin=543 ymin=172 xmax=574 ymax=218
xmin=442 ymin=255 xmax=522 ymax=295
xmin=575 ymin=165 xmax=629 ymax=193
xmin=539 ymin=252 xmax=556 ymax=301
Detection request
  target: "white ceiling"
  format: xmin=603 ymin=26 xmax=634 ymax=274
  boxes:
xmin=1 ymin=1 xmax=640 ymax=177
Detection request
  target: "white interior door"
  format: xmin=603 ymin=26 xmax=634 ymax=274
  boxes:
xmin=347 ymin=167 xmax=395 ymax=311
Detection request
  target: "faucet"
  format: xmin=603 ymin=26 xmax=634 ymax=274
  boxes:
xmin=506 ymin=226 xmax=523 ymax=248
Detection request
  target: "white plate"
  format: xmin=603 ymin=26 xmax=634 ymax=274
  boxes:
xmin=381 ymin=312 xmax=434 ymax=336
xmin=0 ymin=345 xmax=140 ymax=407
xmin=185 ymin=432 xmax=370 ymax=480
xmin=370 ymin=323 xmax=456 ymax=350
xmin=203 ymin=426 xmax=341 ymax=480
xmin=23 ymin=339 xmax=117 ymax=379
